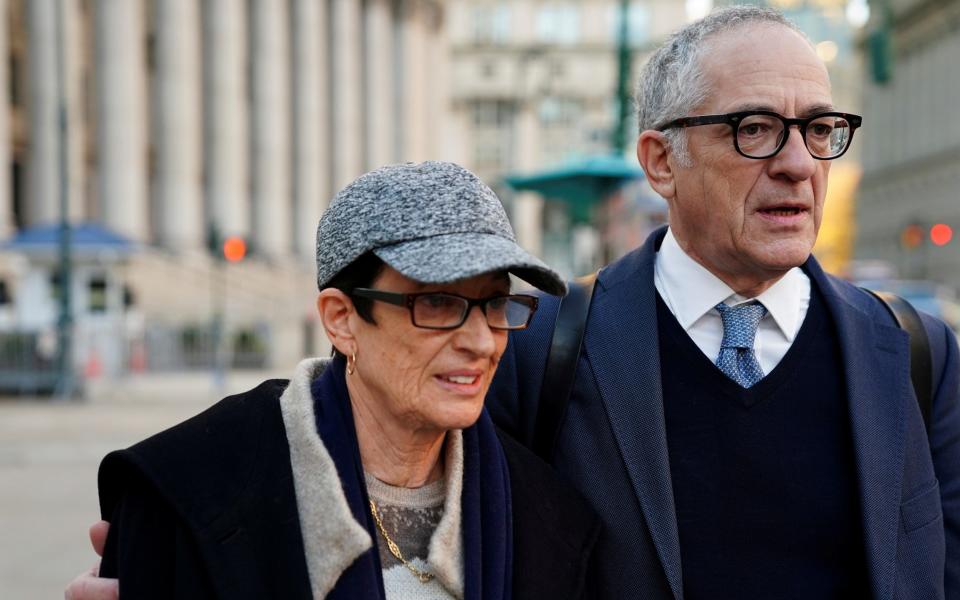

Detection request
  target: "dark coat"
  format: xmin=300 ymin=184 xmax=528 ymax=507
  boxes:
xmin=98 ymin=374 xmax=600 ymax=599
xmin=488 ymin=226 xmax=960 ymax=600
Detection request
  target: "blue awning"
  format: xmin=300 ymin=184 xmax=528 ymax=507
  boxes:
xmin=3 ymin=223 xmax=136 ymax=257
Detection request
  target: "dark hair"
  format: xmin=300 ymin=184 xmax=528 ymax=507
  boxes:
xmin=323 ymin=253 xmax=386 ymax=360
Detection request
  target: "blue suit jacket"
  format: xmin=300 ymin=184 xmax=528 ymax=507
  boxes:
xmin=487 ymin=227 xmax=960 ymax=599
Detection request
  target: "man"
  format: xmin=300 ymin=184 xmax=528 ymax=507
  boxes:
xmin=68 ymin=6 xmax=959 ymax=599
xmin=487 ymin=6 xmax=959 ymax=600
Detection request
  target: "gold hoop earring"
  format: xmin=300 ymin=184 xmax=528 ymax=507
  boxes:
xmin=347 ymin=352 xmax=357 ymax=375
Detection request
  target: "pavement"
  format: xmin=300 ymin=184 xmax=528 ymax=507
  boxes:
xmin=0 ymin=369 xmax=284 ymax=599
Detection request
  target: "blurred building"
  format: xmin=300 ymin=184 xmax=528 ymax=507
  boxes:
xmin=854 ymin=0 xmax=960 ymax=286
xmin=0 ymin=0 xmax=451 ymax=378
xmin=447 ymin=0 xmax=685 ymax=275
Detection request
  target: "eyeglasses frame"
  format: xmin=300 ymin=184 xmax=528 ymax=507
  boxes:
xmin=657 ymin=110 xmax=863 ymax=160
xmin=350 ymin=288 xmax=540 ymax=330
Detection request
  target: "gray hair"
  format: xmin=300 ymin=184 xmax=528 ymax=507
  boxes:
xmin=635 ymin=5 xmax=808 ymax=165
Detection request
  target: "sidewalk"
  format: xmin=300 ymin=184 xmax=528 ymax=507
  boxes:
xmin=0 ymin=369 xmax=283 ymax=599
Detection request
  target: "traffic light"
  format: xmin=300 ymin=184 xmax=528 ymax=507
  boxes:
xmin=901 ymin=223 xmax=924 ymax=249
xmin=223 ymin=236 xmax=247 ymax=262
xmin=931 ymin=224 xmax=953 ymax=247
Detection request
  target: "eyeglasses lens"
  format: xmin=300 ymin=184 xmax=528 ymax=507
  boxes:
xmin=412 ymin=294 xmax=534 ymax=329
xmin=486 ymin=296 xmax=535 ymax=329
xmin=736 ymin=114 xmax=784 ymax=158
xmin=736 ymin=114 xmax=851 ymax=159
xmin=413 ymin=294 xmax=469 ymax=328
xmin=808 ymin=115 xmax=851 ymax=159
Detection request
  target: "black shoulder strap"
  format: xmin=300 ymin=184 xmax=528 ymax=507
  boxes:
xmin=864 ymin=289 xmax=933 ymax=433
xmin=533 ymin=272 xmax=598 ymax=461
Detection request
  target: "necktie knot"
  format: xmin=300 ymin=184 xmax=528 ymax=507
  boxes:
xmin=715 ymin=302 xmax=766 ymax=350
xmin=714 ymin=301 xmax=767 ymax=388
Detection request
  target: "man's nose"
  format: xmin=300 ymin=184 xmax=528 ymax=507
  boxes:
xmin=769 ymin=126 xmax=817 ymax=181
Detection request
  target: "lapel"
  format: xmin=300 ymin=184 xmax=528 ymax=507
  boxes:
xmin=582 ymin=227 xmax=684 ymax=600
xmin=195 ymin=359 xmax=374 ymax=599
xmin=807 ymin=260 xmax=909 ymax=600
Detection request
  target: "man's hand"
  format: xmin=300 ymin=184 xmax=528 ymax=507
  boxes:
xmin=64 ymin=521 xmax=118 ymax=600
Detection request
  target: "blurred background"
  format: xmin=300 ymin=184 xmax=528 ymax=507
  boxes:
xmin=0 ymin=0 xmax=957 ymax=596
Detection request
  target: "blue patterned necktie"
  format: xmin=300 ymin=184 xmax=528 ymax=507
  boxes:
xmin=714 ymin=301 xmax=767 ymax=388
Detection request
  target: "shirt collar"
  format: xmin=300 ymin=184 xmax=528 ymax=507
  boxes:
xmin=654 ymin=228 xmax=806 ymax=341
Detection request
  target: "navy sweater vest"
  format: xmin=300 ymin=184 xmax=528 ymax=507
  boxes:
xmin=657 ymin=287 xmax=870 ymax=599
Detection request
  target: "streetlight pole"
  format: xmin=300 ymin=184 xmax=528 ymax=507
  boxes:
xmin=54 ymin=0 xmax=74 ymax=398
xmin=610 ymin=0 xmax=631 ymax=154
xmin=611 ymin=0 xmax=632 ymax=155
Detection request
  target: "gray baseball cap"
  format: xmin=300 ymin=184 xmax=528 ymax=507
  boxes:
xmin=315 ymin=161 xmax=566 ymax=296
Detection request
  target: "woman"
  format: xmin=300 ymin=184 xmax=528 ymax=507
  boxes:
xmin=93 ymin=162 xmax=599 ymax=599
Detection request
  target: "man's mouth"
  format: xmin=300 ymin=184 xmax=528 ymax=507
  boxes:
xmin=759 ymin=206 xmax=806 ymax=217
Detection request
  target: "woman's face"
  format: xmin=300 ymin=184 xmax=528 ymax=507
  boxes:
xmin=347 ymin=266 xmax=510 ymax=435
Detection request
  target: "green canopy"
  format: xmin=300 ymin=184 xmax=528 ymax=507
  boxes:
xmin=504 ymin=155 xmax=645 ymax=222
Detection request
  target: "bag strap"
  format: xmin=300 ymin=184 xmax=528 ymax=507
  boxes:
xmin=863 ymin=289 xmax=933 ymax=433
xmin=533 ymin=272 xmax=598 ymax=461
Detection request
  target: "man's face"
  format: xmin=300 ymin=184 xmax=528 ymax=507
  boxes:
xmin=667 ymin=24 xmax=833 ymax=293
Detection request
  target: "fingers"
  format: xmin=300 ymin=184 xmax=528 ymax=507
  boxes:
xmin=64 ymin=567 xmax=119 ymax=600
xmin=88 ymin=521 xmax=110 ymax=557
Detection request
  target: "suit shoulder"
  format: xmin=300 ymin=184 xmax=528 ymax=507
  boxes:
xmin=98 ymin=378 xmax=290 ymax=524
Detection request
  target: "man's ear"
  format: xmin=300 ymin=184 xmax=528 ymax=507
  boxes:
xmin=316 ymin=289 xmax=358 ymax=355
xmin=637 ymin=130 xmax=676 ymax=200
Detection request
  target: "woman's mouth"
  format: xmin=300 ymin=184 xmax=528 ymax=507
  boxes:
xmin=435 ymin=372 xmax=484 ymax=394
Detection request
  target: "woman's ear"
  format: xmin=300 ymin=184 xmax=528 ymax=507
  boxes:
xmin=637 ymin=130 xmax=677 ymax=201
xmin=316 ymin=289 xmax=358 ymax=355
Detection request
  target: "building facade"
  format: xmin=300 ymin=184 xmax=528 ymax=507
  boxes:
xmin=855 ymin=0 xmax=960 ymax=285
xmin=447 ymin=0 xmax=685 ymax=274
xmin=0 ymin=0 xmax=451 ymax=376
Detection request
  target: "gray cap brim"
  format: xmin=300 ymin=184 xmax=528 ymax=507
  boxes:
xmin=373 ymin=232 xmax=567 ymax=296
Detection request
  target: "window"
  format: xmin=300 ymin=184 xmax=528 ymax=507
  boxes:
xmin=537 ymin=4 xmax=580 ymax=45
xmin=472 ymin=4 xmax=511 ymax=45
xmin=539 ymin=97 xmax=583 ymax=128
xmin=608 ymin=4 xmax=650 ymax=46
xmin=88 ymin=276 xmax=107 ymax=313
xmin=472 ymin=100 xmax=515 ymax=128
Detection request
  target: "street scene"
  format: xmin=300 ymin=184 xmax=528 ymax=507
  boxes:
xmin=2 ymin=0 xmax=960 ymax=597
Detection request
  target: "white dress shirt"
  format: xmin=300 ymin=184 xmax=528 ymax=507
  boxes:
xmin=653 ymin=228 xmax=811 ymax=374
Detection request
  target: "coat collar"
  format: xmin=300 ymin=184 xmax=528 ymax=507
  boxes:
xmin=585 ymin=226 xmax=910 ymax=600
xmin=280 ymin=358 xmax=467 ymax=599
xmin=279 ymin=358 xmax=374 ymax=598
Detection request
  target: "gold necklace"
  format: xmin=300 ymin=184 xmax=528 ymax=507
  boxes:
xmin=369 ymin=499 xmax=435 ymax=583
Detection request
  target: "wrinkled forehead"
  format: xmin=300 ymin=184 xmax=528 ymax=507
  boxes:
xmin=698 ymin=23 xmax=831 ymax=112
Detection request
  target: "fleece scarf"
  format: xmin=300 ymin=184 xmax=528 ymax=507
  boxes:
xmin=309 ymin=356 xmax=514 ymax=600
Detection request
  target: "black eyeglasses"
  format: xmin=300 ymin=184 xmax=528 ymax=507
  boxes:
xmin=658 ymin=110 xmax=862 ymax=160
xmin=351 ymin=288 xmax=539 ymax=330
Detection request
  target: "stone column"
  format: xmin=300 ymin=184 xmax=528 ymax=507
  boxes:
xmin=154 ymin=0 xmax=203 ymax=250
xmin=0 ymin=0 xmax=11 ymax=235
xmin=249 ymin=0 xmax=291 ymax=259
xmin=291 ymin=0 xmax=329 ymax=262
xmin=363 ymin=0 xmax=395 ymax=170
xmin=202 ymin=0 xmax=249 ymax=240
xmin=24 ymin=0 xmax=58 ymax=227
xmin=397 ymin=0 xmax=428 ymax=161
xmin=330 ymin=0 xmax=364 ymax=190
xmin=94 ymin=0 xmax=148 ymax=242
xmin=423 ymin=1 xmax=447 ymax=160
xmin=64 ymin=0 xmax=86 ymax=222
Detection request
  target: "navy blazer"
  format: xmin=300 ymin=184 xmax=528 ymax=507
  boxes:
xmin=488 ymin=227 xmax=960 ymax=600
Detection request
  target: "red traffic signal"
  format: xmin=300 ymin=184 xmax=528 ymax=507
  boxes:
xmin=223 ymin=236 xmax=247 ymax=262
xmin=901 ymin=224 xmax=924 ymax=249
xmin=931 ymin=224 xmax=953 ymax=247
